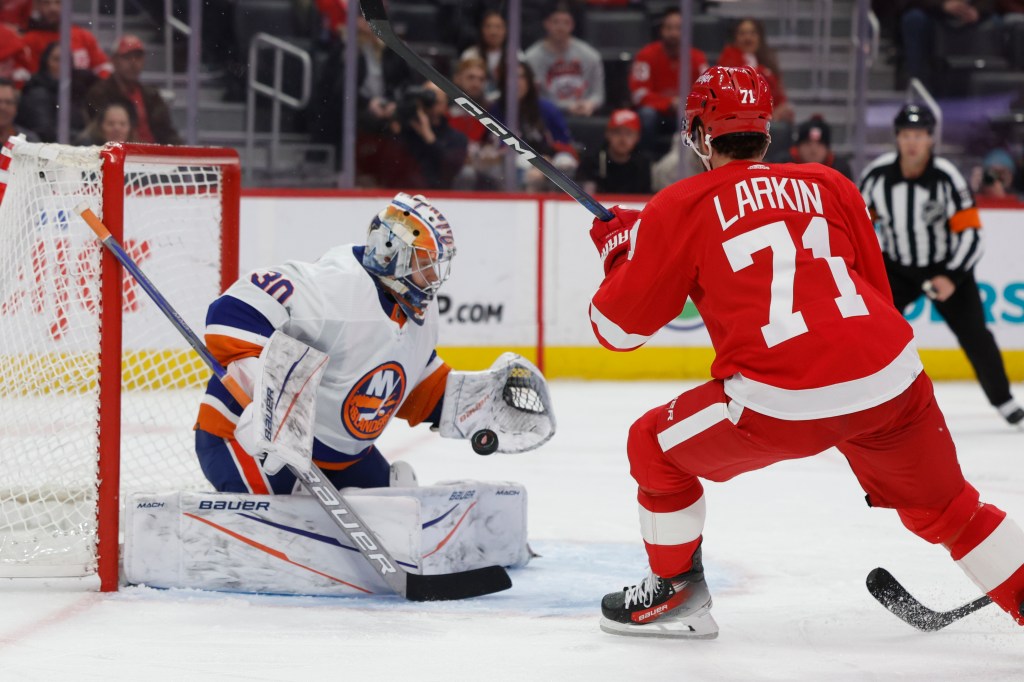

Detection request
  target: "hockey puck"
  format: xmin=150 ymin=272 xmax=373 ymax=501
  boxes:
xmin=471 ymin=429 xmax=499 ymax=455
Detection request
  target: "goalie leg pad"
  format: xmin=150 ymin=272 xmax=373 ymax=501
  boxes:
xmin=124 ymin=481 xmax=530 ymax=595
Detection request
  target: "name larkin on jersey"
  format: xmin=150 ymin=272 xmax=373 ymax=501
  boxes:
xmin=714 ymin=177 xmax=824 ymax=231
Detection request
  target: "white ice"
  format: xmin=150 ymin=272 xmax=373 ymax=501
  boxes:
xmin=2 ymin=381 xmax=1022 ymax=681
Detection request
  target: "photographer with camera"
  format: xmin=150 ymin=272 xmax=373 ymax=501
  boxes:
xmin=971 ymin=148 xmax=1020 ymax=199
xmin=385 ymin=81 xmax=469 ymax=190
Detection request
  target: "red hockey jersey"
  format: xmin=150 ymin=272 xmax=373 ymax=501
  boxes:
xmin=629 ymin=42 xmax=708 ymax=114
xmin=590 ymin=161 xmax=921 ymax=420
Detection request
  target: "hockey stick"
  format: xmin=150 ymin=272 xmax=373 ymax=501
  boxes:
xmin=76 ymin=204 xmax=512 ymax=601
xmin=358 ymin=0 xmax=614 ymax=222
xmin=866 ymin=567 xmax=993 ymax=631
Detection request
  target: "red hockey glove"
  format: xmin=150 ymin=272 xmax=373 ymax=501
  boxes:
xmin=590 ymin=206 xmax=642 ymax=275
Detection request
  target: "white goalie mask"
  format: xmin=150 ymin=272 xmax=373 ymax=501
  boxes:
xmin=362 ymin=193 xmax=456 ymax=324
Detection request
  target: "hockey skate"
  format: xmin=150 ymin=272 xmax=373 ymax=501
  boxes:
xmin=600 ymin=549 xmax=718 ymax=639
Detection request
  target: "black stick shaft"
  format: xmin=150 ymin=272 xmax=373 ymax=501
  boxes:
xmin=359 ymin=0 xmax=614 ymax=222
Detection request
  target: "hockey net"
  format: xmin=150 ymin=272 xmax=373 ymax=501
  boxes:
xmin=0 ymin=141 xmax=239 ymax=589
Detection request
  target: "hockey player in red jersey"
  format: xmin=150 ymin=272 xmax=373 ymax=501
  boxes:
xmin=590 ymin=65 xmax=1024 ymax=638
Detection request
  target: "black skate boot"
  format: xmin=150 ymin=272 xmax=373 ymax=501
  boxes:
xmin=599 ymin=547 xmax=717 ymax=639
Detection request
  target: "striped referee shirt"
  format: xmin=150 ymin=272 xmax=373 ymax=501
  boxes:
xmin=859 ymin=152 xmax=982 ymax=274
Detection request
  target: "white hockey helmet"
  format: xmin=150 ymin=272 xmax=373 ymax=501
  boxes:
xmin=362 ymin=192 xmax=456 ymax=324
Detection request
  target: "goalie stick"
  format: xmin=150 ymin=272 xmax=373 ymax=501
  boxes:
xmin=866 ymin=567 xmax=993 ymax=631
xmin=358 ymin=0 xmax=614 ymax=222
xmin=76 ymin=203 xmax=512 ymax=602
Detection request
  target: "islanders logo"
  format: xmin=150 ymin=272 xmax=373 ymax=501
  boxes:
xmin=341 ymin=362 xmax=407 ymax=440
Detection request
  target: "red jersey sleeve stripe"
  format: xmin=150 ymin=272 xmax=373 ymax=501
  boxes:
xmin=589 ymin=303 xmax=652 ymax=351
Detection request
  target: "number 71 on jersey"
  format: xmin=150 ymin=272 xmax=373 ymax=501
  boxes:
xmin=722 ymin=216 xmax=869 ymax=348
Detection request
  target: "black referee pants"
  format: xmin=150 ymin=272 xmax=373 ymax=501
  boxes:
xmin=886 ymin=260 xmax=1013 ymax=408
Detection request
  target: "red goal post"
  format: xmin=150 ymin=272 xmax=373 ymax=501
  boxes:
xmin=0 ymin=141 xmax=239 ymax=590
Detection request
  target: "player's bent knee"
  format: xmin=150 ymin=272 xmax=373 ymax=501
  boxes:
xmin=897 ymin=482 xmax=980 ymax=545
xmin=626 ymin=408 xmax=662 ymax=465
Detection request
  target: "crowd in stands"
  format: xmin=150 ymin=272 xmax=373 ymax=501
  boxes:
xmin=1 ymin=0 xmax=183 ymax=147
xmin=4 ymin=0 xmax=1024 ymax=198
xmin=304 ymin=1 xmax=819 ymax=193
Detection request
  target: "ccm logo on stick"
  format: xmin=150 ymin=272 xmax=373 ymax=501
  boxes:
xmin=454 ymin=97 xmax=536 ymax=160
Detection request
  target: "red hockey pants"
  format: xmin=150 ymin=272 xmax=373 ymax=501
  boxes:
xmin=627 ymin=372 xmax=1024 ymax=624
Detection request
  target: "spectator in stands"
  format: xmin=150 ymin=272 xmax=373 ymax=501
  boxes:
xmin=460 ymin=10 xmax=522 ymax=103
xmin=448 ymin=57 xmax=489 ymax=144
xmin=449 ymin=57 xmax=503 ymax=190
xmin=970 ymin=148 xmax=1019 ymax=198
xmin=717 ymin=18 xmax=795 ymax=125
xmin=629 ymin=7 xmax=709 ymax=152
xmin=1 ymin=0 xmax=32 ymax=31
xmin=21 ymin=0 xmax=111 ymax=79
xmin=788 ymin=115 xmax=853 ymax=180
xmin=998 ymin=0 xmax=1024 ymax=16
xmin=524 ymin=2 xmax=605 ymax=117
xmin=16 ymin=41 xmax=93 ymax=142
xmin=75 ymin=100 xmax=134 ymax=145
xmin=578 ymin=108 xmax=651 ymax=195
xmin=0 ymin=24 xmax=30 ymax=87
xmin=306 ymin=14 xmax=421 ymax=176
xmin=315 ymin=0 xmax=348 ymax=39
xmin=387 ymin=81 xmax=469 ymax=190
xmin=898 ymin=1 xmax=998 ymax=92
xmin=0 ymin=78 xmax=40 ymax=142
xmin=84 ymin=35 xmax=181 ymax=145
xmin=491 ymin=60 xmax=578 ymax=192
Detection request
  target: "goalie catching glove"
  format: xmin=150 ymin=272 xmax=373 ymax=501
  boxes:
xmin=233 ymin=331 xmax=330 ymax=476
xmin=438 ymin=352 xmax=556 ymax=453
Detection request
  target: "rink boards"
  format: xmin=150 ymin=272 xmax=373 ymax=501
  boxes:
xmin=236 ymin=191 xmax=1024 ymax=381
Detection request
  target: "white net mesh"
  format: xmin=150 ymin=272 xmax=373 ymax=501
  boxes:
xmin=0 ymin=142 xmax=232 ymax=577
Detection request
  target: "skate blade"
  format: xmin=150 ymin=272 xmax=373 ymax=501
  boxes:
xmin=599 ymin=611 xmax=719 ymax=640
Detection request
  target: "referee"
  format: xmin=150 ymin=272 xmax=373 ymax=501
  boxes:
xmin=860 ymin=104 xmax=1023 ymax=427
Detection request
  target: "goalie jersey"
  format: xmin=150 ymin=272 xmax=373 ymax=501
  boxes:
xmin=195 ymin=245 xmax=450 ymax=468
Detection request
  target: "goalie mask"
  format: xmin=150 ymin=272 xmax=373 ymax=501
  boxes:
xmin=363 ymin=193 xmax=456 ymax=324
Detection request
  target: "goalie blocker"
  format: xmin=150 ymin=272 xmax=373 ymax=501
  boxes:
xmin=124 ymin=481 xmax=530 ymax=596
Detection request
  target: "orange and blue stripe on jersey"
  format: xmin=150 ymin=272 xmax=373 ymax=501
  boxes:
xmin=194 ymin=294 xmax=276 ymax=437
xmin=195 ymin=429 xmax=391 ymax=494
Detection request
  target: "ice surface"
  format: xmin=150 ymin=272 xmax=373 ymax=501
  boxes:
xmin=2 ymin=381 xmax=1022 ymax=681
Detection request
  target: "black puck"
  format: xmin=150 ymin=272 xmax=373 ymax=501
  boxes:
xmin=471 ymin=429 xmax=499 ymax=455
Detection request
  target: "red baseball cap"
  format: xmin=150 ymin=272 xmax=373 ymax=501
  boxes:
xmin=115 ymin=35 xmax=145 ymax=56
xmin=607 ymin=109 xmax=641 ymax=133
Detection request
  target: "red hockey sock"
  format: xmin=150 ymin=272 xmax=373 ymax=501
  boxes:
xmin=949 ymin=505 xmax=1024 ymax=626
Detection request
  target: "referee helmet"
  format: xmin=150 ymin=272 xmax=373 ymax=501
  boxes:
xmin=894 ymin=104 xmax=936 ymax=134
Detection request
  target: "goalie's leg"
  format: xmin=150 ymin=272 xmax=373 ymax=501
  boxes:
xmin=196 ymin=431 xmax=392 ymax=493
